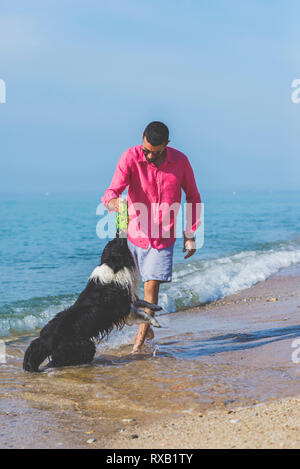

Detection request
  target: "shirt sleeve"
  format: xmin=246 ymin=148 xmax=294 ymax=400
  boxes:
xmin=181 ymin=156 xmax=202 ymax=237
xmin=101 ymin=151 xmax=131 ymax=211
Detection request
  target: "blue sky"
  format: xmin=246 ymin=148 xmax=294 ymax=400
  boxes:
xmin=0 ymin=0 xmax=299 ymax=193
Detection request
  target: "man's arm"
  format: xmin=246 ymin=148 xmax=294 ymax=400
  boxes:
xmin=101 ymin=151 xmax=131 ymax=212
xmin=181 ymin=157 xmax=201 ymax=258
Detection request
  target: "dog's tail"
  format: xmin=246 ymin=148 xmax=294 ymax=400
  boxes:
xmin=23 ymin=338 xmax=49 ymax=372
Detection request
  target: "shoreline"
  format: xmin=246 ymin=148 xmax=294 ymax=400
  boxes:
xmin=1 ymin=270 xmax=300 ymax=449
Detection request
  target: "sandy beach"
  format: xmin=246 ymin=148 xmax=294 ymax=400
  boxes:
xmin=1 ymin=270 xmax=300 ymax=449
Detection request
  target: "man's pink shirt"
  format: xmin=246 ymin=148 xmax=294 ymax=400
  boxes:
xmin=102 ymin=145 xmax=201 ymax=249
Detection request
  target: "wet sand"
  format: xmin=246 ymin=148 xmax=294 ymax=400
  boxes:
xmin=0 ymin=271 xmax=300 ymax=449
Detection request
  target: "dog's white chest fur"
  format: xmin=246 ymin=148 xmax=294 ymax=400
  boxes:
xmin=89 ymin=264 xmax=138 ymax=301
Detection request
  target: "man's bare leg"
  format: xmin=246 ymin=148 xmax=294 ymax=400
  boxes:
xmin=132 ymin=280 xmax=160 ymax=353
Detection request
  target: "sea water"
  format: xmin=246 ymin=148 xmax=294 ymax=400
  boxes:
xmin=0 ymin=190 xmax=300 ymax=339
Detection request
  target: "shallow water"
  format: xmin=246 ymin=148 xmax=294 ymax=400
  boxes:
xmin=1 ymin=190 xmax=300 ymax=337
xmin=1 ymin=277 xmax=300 ymax=428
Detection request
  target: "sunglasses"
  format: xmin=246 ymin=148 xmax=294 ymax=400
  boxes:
xmin=142 ymin=147 xmax=165 ymax=157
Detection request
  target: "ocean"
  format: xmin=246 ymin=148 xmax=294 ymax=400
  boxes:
xmin=1 ymin=190 xmax=300 ymax=339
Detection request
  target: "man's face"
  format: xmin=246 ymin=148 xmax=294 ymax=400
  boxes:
xmin=142 ymin=137 xmax=168 ymax=163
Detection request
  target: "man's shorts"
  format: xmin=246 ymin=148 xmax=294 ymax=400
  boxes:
xmin=127 ymin=239 xmax=174 ymax=283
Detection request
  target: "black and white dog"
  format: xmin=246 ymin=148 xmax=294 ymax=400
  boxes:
xmin=23 ymin=237 xmax=161 ymax=372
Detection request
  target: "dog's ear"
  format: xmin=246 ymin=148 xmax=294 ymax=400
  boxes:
xmin=100 ymin=241 xmax=112 ymax=265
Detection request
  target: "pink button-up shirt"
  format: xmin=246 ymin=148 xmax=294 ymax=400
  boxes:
xmin=102 ymin=145 xmax=201 ymax=249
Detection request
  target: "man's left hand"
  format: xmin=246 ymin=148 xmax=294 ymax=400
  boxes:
xmin=183 ymin=233 xmax=196 ymax=259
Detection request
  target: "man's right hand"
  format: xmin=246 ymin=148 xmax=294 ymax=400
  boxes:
xmin=107 ymin=197 xmax=127 ymax=213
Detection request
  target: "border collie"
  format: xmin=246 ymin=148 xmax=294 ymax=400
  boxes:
xmin=23 ymin=237 xmax=161 ymax=372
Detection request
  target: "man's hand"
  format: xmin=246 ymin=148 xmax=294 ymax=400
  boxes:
xmin=107 ymin=197 xmax=127 ymax=213
xmin=183 ymin=232 xmax=196 ymax=259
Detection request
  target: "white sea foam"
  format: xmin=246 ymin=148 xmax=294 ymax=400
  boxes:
xmin=0 ymin=301 xmax=72 ymax=337
xmin=96 ymin=326 xmax=136 ymax=351
xmin=158 ymin=246 xmax=300 ymax=313
xmin=1 ymin=246 xmax=300 ymax=341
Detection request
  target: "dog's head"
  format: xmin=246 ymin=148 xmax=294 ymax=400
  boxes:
xmin=100 ymin=237 xmax=136 ymax=274
xmin=89 ymin=237 xmax=138 ymax=299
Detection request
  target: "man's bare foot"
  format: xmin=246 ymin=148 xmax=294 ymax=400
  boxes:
xmin=131 ymin=344 xmax=141 ymax=354
xmin=131 ymin=327 xmax=154 ymax=353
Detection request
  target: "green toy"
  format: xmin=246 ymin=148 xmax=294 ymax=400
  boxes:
xmin=116 ymin=200 xmax=129 ymax=235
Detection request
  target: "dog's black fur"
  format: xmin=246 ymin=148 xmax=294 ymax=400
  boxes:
xmin=23 ymin=237 xmax=143 ymax=372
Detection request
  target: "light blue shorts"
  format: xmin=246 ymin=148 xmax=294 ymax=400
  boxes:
xmin=127 ymin=239 xmax=174 ymax=283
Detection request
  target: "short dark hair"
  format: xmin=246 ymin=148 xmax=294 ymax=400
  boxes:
xmin=143 ymin=121 xmax=169 ymax=146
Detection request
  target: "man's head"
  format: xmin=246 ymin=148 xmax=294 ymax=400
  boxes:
xmin=142 ymin=121 xmax=170 ymax=163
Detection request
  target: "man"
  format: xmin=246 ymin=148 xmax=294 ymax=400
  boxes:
xmin=102 ymin=121 xmax=201 ymax=353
